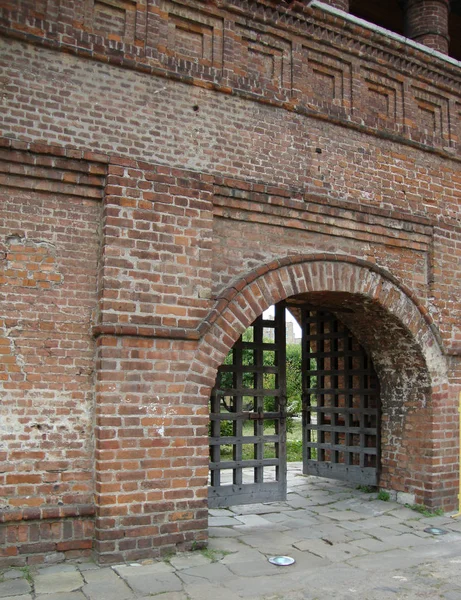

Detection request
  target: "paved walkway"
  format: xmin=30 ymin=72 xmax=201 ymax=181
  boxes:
xmin=2 ymin=463 xmax=461 ymax=600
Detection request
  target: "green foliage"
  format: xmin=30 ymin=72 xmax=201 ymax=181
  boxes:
xmin=219 ymin=421 xmax=234 ymax=437
xmin=286 ymin=343 xmax=302 ymax=416
xmin=216 ymin=328 xmax=309 ymax=424
xmin=405 ymin=503 xmax=444 ymax=517
xmin=210 ymin=321 xmax=318 ymax=462
xmin=377 ymin=490 xmax=390 ymax=502
xmin=162 ymin=549 xmax=176 ymax=563
xmin=200 ymin=548 xmax=232 ymax=562
xmin=19 ymin=567 xmax=33 ymax=584
xmin=286 ymin=439 xmax=303 ymax=462
xmin=217 ymin=421 xmax=307 ymax=462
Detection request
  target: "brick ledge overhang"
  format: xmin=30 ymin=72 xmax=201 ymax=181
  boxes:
xmin=0 ymin=503 xmax=95 ymax=524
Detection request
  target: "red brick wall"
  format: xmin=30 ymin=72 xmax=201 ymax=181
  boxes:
xmin=0 ymin=143 xmax=105 ymax=564
xmin=93 ymin=160 xmax=213 ymax=562
xmin=94 ymin=334 xmax=208 ymax=563
xmin=0 ymin=0 xmax=460 ymax=565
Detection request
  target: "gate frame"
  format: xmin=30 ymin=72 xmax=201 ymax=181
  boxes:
xmin=185 ymin=253 xmax=452 ymax=510
xmin=301 ymin=308 xmax=381 ymax=486
xmin=208 ymin=303 xmax=287 ymax=507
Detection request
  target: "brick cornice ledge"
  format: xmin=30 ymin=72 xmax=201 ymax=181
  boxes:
xmin=0 ymin=504 xmax=95 ymax=524
xmin=92 ymin=324 xmax=201 ymax=340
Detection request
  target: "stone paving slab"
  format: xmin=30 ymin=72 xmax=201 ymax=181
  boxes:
xmin=290 ymin=522 xmax=364 ymax=544
xmin=0 ymin=579 xmax=32 ymax=598
xmin=234 ymin=530 xmax=304 ymax=554
xmin=209 ymin=516 xmax=240 ymax=527
xmin=3 ymin=464 xmax=461 ymax=600
xmin=319 ymin=509 xmax=367 ymax=522
xmin=234 ymin=515 xmax=277 ymax=527
xmin=36 ymin=565 xmax=77 ymax=575
xmin=2 ymin=572 xmax=23 ymax=581
xmin=346 ymin=547 xmax=443 ymax=572
xmin=169 ymin=552 xmax=211 ymax=570
xmin=137 ymin=594 xmax=188 ymax=600
xmin=226 ymin=559 xmax=285 ymax=578
xmin=124 ymin=572 xmax=183 ymax=596
xmin=209 ymin=526 xmax=243 ymax=537
xmin=293 ymin=538 xmax=368 ymax=561
xmin=208 ymin=536 xmax=245 ymax=553
xmin=447 ymin=519 xmax=461 ymax=532
xmin=177 ymin=562 xmax=234 ymax=585
xmin=34 ymin=571 xmax=83 ymax=595
xmin=185 ymin=582 xmax=242 ymax=600
xmin=112 ymin=562 xmax=175 ymax=577
xmin=36 ymin=593 xmax=87 ymax=600
xmin=209 ymin=508 xmax=235 ymax=517
xmin=339 ymin=514 xmax=403 ymax=530
xmin=274 ymin=514 xmax=322 ymax=528
xmin=229 ymin=503 xmax=289 ymax=516
xmin=82 ymin=567 xmax=134 ymax=600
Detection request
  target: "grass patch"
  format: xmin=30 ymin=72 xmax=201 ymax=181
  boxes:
xmin=200 ymin=548 xmax=231 ymax=563
xmin=19 ymin=567 xmax=33 ymax=584
xmin=377 ymin=490 xmax=390 ymax=502
xmin=161 ymin=549 xmax=176 ymax=563
xmin=405 ymin=503 xmax=444 ymax=517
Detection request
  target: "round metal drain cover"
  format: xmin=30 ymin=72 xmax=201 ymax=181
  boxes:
xmin=424 ymin=527 xmax=448 ymax=535
xmin=268 ymin=556 xmax=296 ymax=566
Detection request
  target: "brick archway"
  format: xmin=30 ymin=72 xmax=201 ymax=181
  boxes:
xmin=186 ymin=254 xmax=452 ymax=509
xmin=190 ymin=254 xmax=445 ymax=387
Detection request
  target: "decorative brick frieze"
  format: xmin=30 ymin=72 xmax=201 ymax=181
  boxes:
xmin=1 ymin=0 xmax=460 ymax=156
xmin=149 ymin=0 xmax=224 ymax=74
xmin=411 ymin=85 xmax=452 ymax=147
xmin=359 ymin=68 xmax=405 ymax=133
xmin=299 ymin=45 xmax=352 ymax=115
xmin=231 ymin=21 xmax=293 ymax=97
xmin=83 ymin=0 xmax=147 ymax=46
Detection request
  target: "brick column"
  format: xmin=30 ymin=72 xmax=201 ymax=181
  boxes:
xmin=319 ymin=0 xmax=350 ymax=11
xmin=405 ymin=0 xmax=450 ymax=54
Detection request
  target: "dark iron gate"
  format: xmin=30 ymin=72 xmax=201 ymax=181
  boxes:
xmin=208 ymin=303 xmax=287 ymax=507
xmin=301 ymin=309 xmax=380 ymax=486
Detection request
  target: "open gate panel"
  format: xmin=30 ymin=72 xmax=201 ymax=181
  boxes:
xmin=302 ymin=309 xmax=380 ymax=486
xmin=208 ymin=303 xmax=287 ymax=508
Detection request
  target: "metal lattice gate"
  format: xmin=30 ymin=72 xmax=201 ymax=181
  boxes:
xmin=301 ymin=309 xmax=380 ymax=486
xmin=208 ymin=303 xmax=287 ymax=508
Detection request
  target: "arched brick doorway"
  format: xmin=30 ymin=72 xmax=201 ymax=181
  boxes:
xmin=207 ymin=300 xmax=382 ymax=508
xmin=187 ymin=254 xmax=451 ymax=509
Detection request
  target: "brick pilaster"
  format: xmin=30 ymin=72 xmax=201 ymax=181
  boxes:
xmin=405 ymin=0 xmax=450 ymax=54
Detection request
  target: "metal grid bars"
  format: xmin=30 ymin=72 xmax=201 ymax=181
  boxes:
xmin=208 ymin=303 xmax=287 ymax=507
xmin=301 ymin=309 xmax=380 ymax=486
